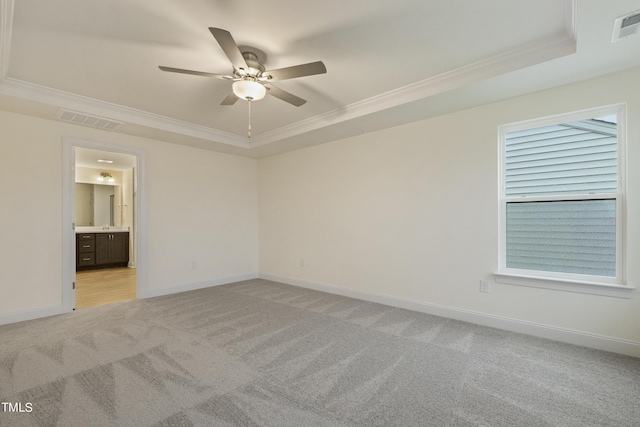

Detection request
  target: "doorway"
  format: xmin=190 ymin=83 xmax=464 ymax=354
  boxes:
xmin=62 ymin=138 xmax=146 ymax=312
xmin=75 ymin=147 xmax=137 ymax=308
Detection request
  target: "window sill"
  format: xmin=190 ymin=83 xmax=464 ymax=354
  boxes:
xmin=494 ymin=272 xmax=635 ymax=299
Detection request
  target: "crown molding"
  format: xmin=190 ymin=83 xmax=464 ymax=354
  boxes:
xmin=0 ymin=0 xmax=576 ymax=150
xmin=0 ymin=77 xmax=250 ymax=148
xmin=251 ymin=32 xmax=577 ymax=148
xmin=0 ymin=0 xmax=14 ymax=81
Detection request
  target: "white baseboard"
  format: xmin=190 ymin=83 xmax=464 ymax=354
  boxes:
xmin=0 ymin=303 xmax=68 ymax=326
xmin=259 ymin=273 xmax=640 ymax=358
xmin=143 ymin=272 xmax=259 ymax=299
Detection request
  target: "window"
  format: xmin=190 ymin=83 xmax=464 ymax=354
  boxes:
xmin=496 ymin=105 xmax=631 ymax=297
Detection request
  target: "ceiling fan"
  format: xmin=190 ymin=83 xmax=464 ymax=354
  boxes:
xmin=159 ymin=27 xmax=327 ymax=107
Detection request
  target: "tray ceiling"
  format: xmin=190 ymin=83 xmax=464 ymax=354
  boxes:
xmin=1 ymin=0 xmax=640 ymax=157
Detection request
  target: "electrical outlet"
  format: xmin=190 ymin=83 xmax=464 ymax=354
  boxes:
xmin=480 ymin=280 xmax=490 ymax=293
xmin=191 ymin=261 xmax=197 ymax=270
xmin=300 ymin=258 xmax=305 ymax=267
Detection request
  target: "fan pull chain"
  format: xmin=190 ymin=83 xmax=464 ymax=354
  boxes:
xmin=247 ymin=99 xmax=252 ymax=138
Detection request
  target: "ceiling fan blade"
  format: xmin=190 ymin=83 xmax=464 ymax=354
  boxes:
xmin=159 ymin=66 xmax=231 ymax=79
xmin=262 ymin=61 xmax=327 ymax=81
xmin=266 ymin=85 xmax=307 ymax=107
xmin=209 ymin=27 xmax=249 ymax=72
xmin=220 ymin=91 xmax=239 ymax=105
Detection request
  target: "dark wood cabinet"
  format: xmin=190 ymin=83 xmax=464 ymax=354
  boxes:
xmin=96 ymin=233 xmax=128 ymax=265
xmin=77 ymin=233 xmax=96 ymax=267
xmin=76 ymin=232 xmax=129 ymax=270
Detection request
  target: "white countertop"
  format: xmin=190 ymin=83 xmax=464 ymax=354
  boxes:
xmin=76 ymin=226 xmax=130 ymax=234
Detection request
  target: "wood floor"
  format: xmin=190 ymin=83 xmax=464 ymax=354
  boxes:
xmin=75 ymin=267 xmax=136 ymax=309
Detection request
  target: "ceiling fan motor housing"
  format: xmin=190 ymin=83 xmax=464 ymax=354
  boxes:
xmin=240 ymin=51 xmax=266 ymax=77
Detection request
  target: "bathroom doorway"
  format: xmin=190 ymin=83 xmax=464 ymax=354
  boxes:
xmin=62 ymin=139 xmax=145 ymax=311
xmin=75 ymin=147 xmax=137 ymax=309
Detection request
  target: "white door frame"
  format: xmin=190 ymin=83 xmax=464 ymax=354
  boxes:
xmin=62 ymin=136 xmax=147 ymax=312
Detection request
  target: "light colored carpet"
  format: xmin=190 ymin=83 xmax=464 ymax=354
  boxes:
xmin=0 ymin=279 xmax=638 ymax=426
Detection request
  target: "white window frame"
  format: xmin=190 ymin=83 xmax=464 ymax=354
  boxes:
xmin=495 ymin=104 xmax=633 ymax=298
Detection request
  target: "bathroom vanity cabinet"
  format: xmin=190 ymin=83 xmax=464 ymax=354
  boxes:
xmin=76 ymin=231 xmax=129 ymax=270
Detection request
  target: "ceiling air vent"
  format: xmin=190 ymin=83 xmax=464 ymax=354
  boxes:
xmin=612 ymin=10 xmax=640 ymax=42
xmin=56 ymin=109 xmax=124 ymax=131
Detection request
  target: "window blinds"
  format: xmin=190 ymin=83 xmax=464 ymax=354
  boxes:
xmin=504 ymin=118 xmax=618 ymax=277
xmin=506 ymin=199 xmax=616 ymax=276
xmin=505 ymin=120 xmax=617 ymax=197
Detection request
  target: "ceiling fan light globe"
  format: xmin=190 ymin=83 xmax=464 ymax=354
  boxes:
xmin=232 ymin=80 xmax=266 ymax=101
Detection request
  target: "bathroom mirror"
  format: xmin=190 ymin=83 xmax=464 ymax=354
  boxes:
xmin=75 ymin=183 xmax=117 ymax=226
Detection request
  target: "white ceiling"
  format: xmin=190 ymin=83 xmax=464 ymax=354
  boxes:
xmin=75 ymin=147 xmax=137 ymax=171
xmin=1 ymin=0 xmax=639 ymax=158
